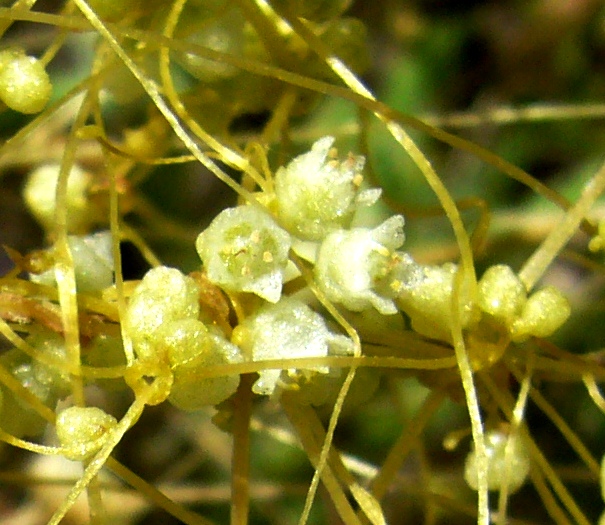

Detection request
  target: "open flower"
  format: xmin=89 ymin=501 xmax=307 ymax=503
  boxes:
xmin=232 ymin=298 xmax=352 ymax=395
xmin=274 ymin=136 xmax=381 ymax=241
xmin=314 ymin=215 xmax=406 ymax=314
xmin=196 ymin=205 xmax=291 ymax=303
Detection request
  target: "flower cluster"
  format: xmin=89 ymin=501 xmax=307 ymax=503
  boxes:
xmin=395 ymin=259 xmax=570 ymax=345
xmin=194 ymin=137 xmax=412 ymax=394
xmin=20 ymin=137 xmax=573 ymax=406
xmin=125 ymin=266 xmax=242 ymax=409
xmin=190 ymin=136 xmax=572 ymax=395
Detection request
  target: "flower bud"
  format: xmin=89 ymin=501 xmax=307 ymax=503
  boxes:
xmin=125 ymin=266 xmax=200 ymax=361
xmin=510 ymin=286 xmax=570 ymax=342
xmin=464 ymin=429 xmax=530 ymax=493
xmin=395 ymin=257 xmax=475 ymax=342
xmin=56 ymin=406 xmax=117 ymax=461
xmin=156 ymin=319 xmax=242 ymax=409
xmin=31 ymin=231 xmax=114 ymax=293
xmin=477 ymin=264 xmax=526 ymax=327
xmin=0 ymin=48 xmax=52 ymax=114
xmin=23 ymin=164 xmax=94 ymax=234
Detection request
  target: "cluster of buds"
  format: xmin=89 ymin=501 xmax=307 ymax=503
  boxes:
xmin=477 ymin=264 xmax=570 ymax=342
xmin=125 ymin=266 xmax=242 ymax=409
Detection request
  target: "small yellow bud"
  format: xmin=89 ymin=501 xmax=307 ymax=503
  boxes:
xmin=0 ymin=48 xmax=52 ymax=114
xmin=477 ymin=264 xmax=527 ymax=327
xmin=510 ymin=286 xmax=570 ymax=342
xmin=464 ymin=429 xmax=530 ymax=493
xmin=56 ymin=407 xmax=117 ymax=461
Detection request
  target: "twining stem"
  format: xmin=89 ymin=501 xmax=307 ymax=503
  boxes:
xmin=481 ymin=373 xmax=591 ymax=525
xmin=47 ymin=379 xmax=171 ymax=525
xmin=507 ymin=362 xmax=600 ymax=477
xmin=495 ymin=354 xmax=533 ymax=525
xmin=369 ymin=389 xmax=445 ymax=501
xmin=267 ymin=13 xmax=490 ymax=521
xmin=231 ymin=374 xmax=255 ymax=525
xmin=519 ymin=158 xmax=605 ymax=291
xmin=281 ymin=394 xmax=364 ymax=525
xmin=529 ymin=467 xmax=573 ymax=525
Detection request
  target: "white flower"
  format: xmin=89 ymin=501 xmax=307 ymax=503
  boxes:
xmin=232 ymin=298 xmax=352 ymax=395
xmin=314 ymin=215 xmax=405 ymax=314
xmin=31 ymin=231 xmax=114 ymax=293
xmin=275 ymin=136 xmax=381 ymax=241
xmin=196 ymin=205 xmax=291 ymax=303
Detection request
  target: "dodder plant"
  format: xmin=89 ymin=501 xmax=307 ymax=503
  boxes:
xmin=0 ymin=1 xmax=605 ymax=524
